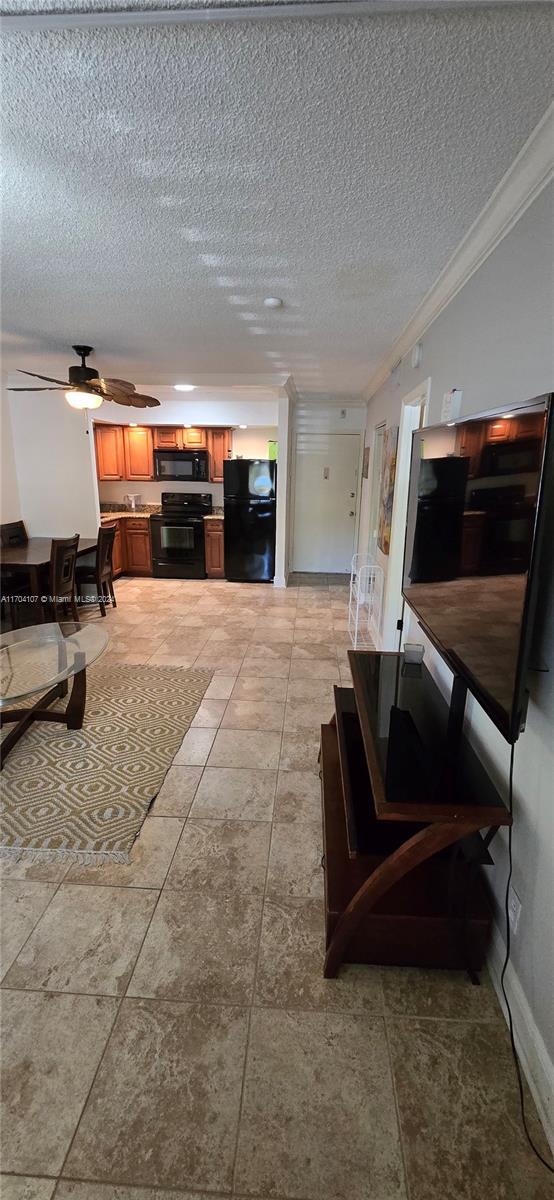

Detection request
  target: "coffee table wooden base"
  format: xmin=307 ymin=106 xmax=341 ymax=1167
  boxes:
xmin=0 ymin=668 xmax=87 ymax=768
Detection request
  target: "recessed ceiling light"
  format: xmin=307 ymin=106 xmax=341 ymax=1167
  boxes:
xmin=129 ymin=422 xmax=138 ymax=427
xmin=264 ymin=297 xmax=283 ymax=308
xmin=174 ymin=383 xmax=196 ymax=392
xmin=501 ymin=413 xmax=514 ymax=419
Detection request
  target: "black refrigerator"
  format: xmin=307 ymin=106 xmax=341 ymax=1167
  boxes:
xmin=223 ymin=459 xmax=277 ymax=582
xmin=409 ymin=456 xmax=469 ymax=583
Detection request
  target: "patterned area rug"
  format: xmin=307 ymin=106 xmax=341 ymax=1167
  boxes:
xmin=0 ymin=663 xmax=211 ymax=863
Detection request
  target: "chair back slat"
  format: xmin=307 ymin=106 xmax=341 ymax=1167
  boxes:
xmin=49 ymin=535 xmax=80 ymax=603
xmin=97 ymin=524 xmax=116 ymax=577
xmin=1 ymin=521 xmax=28 ymax=549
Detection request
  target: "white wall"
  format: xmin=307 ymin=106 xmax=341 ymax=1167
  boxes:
xmin=7 ymin=390 xmax=99 ymax=537
xmin=93 ymin=392 xmax=278 ymax=428
xmin=1 ymin=388 xmax=21 ymax=523
xmin=231 ymin=426 xmax=277 ymax=459
xmin=360 ymin=182 xmax=554 ymax=1139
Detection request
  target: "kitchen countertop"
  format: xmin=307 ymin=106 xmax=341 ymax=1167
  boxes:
xmin=100 ymin=510 xmax=224 ymax=522
xmin=100 ymin=511 xmax=155 ymax=521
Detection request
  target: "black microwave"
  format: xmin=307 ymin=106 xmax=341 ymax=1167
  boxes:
xmin=478 ymin=436 xmax=543 ymax=478
xmin=153 ymin=449 xmax=209 ymax=482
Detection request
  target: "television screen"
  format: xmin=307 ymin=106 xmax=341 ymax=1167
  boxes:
xmin=402 ymin=396 xmax=552 ymax=742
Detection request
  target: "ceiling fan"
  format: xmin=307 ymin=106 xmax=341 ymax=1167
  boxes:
xmin=7 ymin=345 xmax=161 ymax=410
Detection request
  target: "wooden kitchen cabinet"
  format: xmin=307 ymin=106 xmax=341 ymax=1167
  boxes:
xmin=205 ymin=519 xmax=225 ymax=578
xmin=153 ymin=426 xmax=207 ymax=450
xmin=460 ymin=511 xmax=486 ymax=576
xmin=183 ymin=426 xmax=207 ymax=449
xmin=455 ymin=421 xmax=484 ymax=478
xmin=94 ymin=424 xmax=125 ymax=480
xmin=123 ymin=518 xmax=152 ymax=576
xmin=123 ymin=426 xmax=154 ymax=480
xmin=111 ymin=520 xmax=124 ymax=578
xmin=509 ymin=412 xmax=545 ymax=441
xmin=486 ymin=418 xmax=512 ymax=443
xmin=153 ymin=426 xmax=182 ymax=450
xmin=207 ymin=428 xmax=232 ymax=483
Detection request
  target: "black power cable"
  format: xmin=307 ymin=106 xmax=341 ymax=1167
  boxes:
xmin=500 ymin=743 xmax=554 ymax=1174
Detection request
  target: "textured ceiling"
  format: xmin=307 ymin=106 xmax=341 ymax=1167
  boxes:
xmin=1 ymin=6 xmax=552 ymax=396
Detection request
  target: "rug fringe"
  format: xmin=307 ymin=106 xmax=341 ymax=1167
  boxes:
xmin=0 ymin=846 xmax=130 ymax=865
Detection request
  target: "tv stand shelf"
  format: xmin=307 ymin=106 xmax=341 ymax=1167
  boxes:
xmin=320 ymin=650 xmax=511 ymax=978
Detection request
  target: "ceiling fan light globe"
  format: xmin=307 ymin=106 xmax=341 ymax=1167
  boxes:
xmin=65 ymin=389 xmax=103 ymax=410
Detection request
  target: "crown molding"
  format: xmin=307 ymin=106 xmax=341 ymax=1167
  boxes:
xmin=284 ymin=375 xmax=300 ymax=406
xmin=0 ymin=0 xmax=535 ymax=31
xmin=364 ymin=103 xmax=554 ymax=402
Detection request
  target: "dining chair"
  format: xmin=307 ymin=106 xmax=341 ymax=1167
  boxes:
xmin=48 ymin=535 xmax=80 ymax=623
xmin=75 ymin=524 xmax=117 ymax=618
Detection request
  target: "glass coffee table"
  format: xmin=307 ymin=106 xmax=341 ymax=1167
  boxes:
xmin=0 ymin=622 xmax=109 ymax=768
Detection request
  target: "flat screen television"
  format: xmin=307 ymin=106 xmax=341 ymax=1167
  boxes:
xmin=402 ymin=394 xmax=553 ymax=743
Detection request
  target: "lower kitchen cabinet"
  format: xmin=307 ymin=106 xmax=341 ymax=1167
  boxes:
xmin=101 ymin=517 xmax=152 ymax=576
xmin=112 ymin=520 xmax=124 ymax=578
xmin=205 ymin=519 xmax=225 ymax=578
xmin=124 ymin=518 xmax=152 ymax=575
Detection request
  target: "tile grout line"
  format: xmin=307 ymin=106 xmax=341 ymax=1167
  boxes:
xmin=383 ymin=1012 xmax=413 ymax=1200
xmin=228 ymin=664 xmax=286 ymax=1195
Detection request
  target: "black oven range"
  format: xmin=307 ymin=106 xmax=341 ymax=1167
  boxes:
xmin=150 ymin=492 xmax=212 ymax=579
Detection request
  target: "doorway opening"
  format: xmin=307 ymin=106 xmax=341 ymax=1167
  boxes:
xmin=380 ymin=379 xmax=430 ymax=648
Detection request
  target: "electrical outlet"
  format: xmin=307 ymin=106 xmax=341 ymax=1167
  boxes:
xmin=508 ymin=886 xmax=522 ymax=935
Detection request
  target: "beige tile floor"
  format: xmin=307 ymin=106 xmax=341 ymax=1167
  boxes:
xmin=1 ymin=575 xmax=552 ymax=1200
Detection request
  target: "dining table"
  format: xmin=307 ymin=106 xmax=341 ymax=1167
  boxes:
xmin=1 ymin=536 xmax=98 ymax=597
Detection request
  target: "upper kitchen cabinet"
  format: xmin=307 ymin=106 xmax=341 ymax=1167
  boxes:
xmin=153 ymin=426 xmax=207 ymax=450
xmin=153 ymin=426 xmax=182 ymax=450
xmin=207 ymin=428 xmax=232 ymax=482
xmin=94 ymin=424 xmax=125 ymax=481
xmin=183 ymin=427 xmax=207 ymax=449
xmin=454 ymin=421 xmax=484 ymax=477
xmin=123 ymin=426 xmax=154 ymax=480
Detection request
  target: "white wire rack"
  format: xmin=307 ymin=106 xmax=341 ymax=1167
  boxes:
xmin=348 ymin=554 xmax=384 ymax=649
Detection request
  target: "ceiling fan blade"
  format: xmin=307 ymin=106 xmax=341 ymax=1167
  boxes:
xmin=8 ymin=386 xmax=67 ymax=391
xmin=16 ymin=369 xmax=70 ymax=386
xmin=103 ymin=378 xmax=136 ymax=393
xmin=133 ymin=393 xmax=161 ymax=408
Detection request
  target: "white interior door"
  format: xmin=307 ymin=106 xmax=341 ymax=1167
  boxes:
xmin=292 ymin=433 xmax=360 ymax=573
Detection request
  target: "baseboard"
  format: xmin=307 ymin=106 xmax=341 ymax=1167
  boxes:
xmin=273 ymin=574 xmax=288 ymax=589
xmin=487 ymin=920 xmax=554 ymax=1153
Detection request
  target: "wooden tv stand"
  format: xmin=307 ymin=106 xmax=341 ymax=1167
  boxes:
xmin=320 ymin=650 xmax=512 ymax=979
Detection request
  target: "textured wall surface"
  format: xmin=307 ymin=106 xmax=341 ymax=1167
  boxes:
xmin=0 ymin=391 xmax=22 ymax=523
xmin=2 ymin=6 xmax=552 ymax=396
